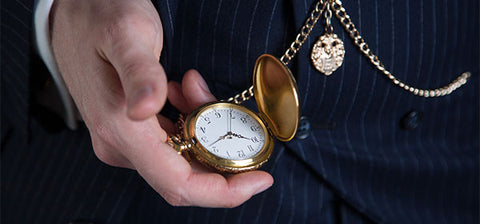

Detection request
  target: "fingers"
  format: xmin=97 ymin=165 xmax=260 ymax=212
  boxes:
xmin=131 ymin=140 xmax=273 ymax=207
xmin=99 ymin=7 xmax=166 ymax=120
xmin=183 ymin=171 xmax=274 ymax=207
xmin=108 ymin=47 xmax=167 ymax=120
xmin=182 ymin=70 xmax=217 ymax=111
xmin=167 ymin=81 xmax=190 ymax=114
xmin=168 ymin=70 xmax=217 ymax=114
xmin=156 ymin=114 xmax=175 ymax=135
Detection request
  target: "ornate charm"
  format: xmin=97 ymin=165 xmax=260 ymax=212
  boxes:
xmin=311 ymin=33 xmax=345 ymax=76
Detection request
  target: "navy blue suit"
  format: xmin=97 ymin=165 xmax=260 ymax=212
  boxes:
xmin=2 ymin=0 xmax=479 ymax=223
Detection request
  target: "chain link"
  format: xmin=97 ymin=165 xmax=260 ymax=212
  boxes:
xmin=280 ymin=0 xmax=326 ymax=66
xmin=332 ymin=0 xmax=470 ymax=97
xmin=226 ymin=86 xmax=255 ymax=104
xmin=228 ymin=0 xmax=326 ymax=103
xmin=229 ymin=0 xmax=470 ymax=102
xmin=324 ymin=0 xmax=333 ymax=33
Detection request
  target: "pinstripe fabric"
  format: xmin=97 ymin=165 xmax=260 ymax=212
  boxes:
xmin=146 ymin=0 xmax=479 ymax=223
xmin=2 ymin=1 xmax=140 ymax=223
xmin=1 ymin=0 xmax=31 ymax=149
xmin=2 ymin=121 xmax=140 ymax=223
xmin=2 ymin=0 xmax=478 ymax=223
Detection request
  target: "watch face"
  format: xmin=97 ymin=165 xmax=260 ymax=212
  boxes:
xmin=194 ymin=106 xmax=266 ymax=160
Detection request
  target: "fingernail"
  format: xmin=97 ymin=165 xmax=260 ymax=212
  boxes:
xmin=254 ymin=183 xmax=272 ymax=195
xmin=130 ymin=86 xmax=153 ymax=106
xmin=198 ymin=77 xmax=210 ymax=93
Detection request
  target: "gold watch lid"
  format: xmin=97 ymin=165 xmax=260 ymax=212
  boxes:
xmin=253 ymin=54 xmax=300 ymax=142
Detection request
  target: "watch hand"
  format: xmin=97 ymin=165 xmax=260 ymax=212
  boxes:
xmin=228 ymin=109 xmax=232 ymax=133
xmin=231 ymin=132 xmax=251 ymax=140
xmin=209 ymin=133 xmax=229 ymax=146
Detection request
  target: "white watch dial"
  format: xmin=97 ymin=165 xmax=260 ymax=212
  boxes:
xmin=195 ymin=107 xmax=266 ymax=160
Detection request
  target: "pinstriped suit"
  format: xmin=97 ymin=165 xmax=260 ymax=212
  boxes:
xmin=2 ymin=0 xmax=479 ymax=223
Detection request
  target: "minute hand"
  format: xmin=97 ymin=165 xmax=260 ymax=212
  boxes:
xmin=228 ymin=109 xmax=232 ymax=133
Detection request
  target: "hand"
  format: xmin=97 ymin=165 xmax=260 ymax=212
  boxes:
xmin=209 ymin=133 xmax=229 ymax=147
xmin=51 ymin=0 xmax=273 ymax=207
xmin=228 ymin=108 xmax=232 ymax=133
xmin=231 ymin=132 xmax=251 ymax=140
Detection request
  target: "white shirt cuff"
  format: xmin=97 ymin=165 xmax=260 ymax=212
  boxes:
xmin=34 ymin=0 xmax=78 ymax=129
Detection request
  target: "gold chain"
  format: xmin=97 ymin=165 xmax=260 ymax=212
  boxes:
xmin=324 ymin=0 xmax=334 ymax=33
xmin=279 ymin=0 xmax=326 ymax=65
xmin=331 ymin=0 xmax=470 ymax=97
xmin=226 ymin=86 xmax=254 ymax=104
xmin=228 ymin=0 xmax=326 ymax=104
xmin=228 ymin=0 xmax=470 ymax=102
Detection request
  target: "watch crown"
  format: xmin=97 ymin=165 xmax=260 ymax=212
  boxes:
xmin=168 ymin=136 xmax=192 ymax=153
xmin=167 ymin=136 xmax=193 ymax=162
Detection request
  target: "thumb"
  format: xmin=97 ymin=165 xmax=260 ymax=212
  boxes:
xmin=100 ymin=14 xmax=166 ymax=120
xmin=182 ymin=70 xmax=217 ymax=112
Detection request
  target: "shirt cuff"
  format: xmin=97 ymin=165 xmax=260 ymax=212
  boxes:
xmin=34 ymin=0 xmax=78 ymax=129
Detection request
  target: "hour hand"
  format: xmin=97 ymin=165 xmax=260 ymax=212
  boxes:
xmin=231 ymin=132 xmax=250 ymax=140
xmin=209 ymin=133 xmax=229 ymax=146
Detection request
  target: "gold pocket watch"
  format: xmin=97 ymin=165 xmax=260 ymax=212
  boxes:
xmin=168 ymin=54 xmax=300 ymax=173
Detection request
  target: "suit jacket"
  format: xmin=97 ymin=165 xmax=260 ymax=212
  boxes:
xmin=2 ymin=0 xmax=479 ymax=223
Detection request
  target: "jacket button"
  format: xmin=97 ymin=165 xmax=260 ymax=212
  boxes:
xmin=400 ymin=110 xmax=423 ymax=130
xmin=296 ymin=116 xmax=311 ymax=139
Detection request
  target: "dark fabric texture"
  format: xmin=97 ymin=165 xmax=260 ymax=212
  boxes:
xmin=2 ymin=1 xmax=139 ymax=224
xmin=2 ymin=0 xmax=479 ymax=223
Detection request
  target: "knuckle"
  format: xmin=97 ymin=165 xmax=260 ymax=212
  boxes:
xmin=121 ymin=62 xmax=145 ymax=79
xmin=121 ymin=62 xmax=159 ymax=84
xmin=103 ymin=13 xmax=136 ymax=38
xmin=119 ymin=63 xmax=148 ymax=91
xmin=101 ymin=10 xmax=157 ymax=50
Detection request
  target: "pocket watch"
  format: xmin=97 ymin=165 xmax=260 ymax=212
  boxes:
xmin=168 ymin=54 xmax=300 ymax=173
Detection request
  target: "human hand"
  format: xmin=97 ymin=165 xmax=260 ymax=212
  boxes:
xmin=50 ymin=0 xmax=273 ymax=207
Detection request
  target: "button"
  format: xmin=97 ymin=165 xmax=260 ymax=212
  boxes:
xmin=400 ymin=110 xmax=423 ymax=130
xmin=295 ymin=116 xmax=311 ymax=139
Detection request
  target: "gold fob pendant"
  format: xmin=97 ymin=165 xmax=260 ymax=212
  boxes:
xmin=311 ymin=33 xmax=345 ymax=75
xmin=168 ymin=54 xmax=300 ymax=173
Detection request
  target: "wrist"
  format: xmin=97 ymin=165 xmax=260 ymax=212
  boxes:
xmin=34 ymin=0 xmax=78 ymax=129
